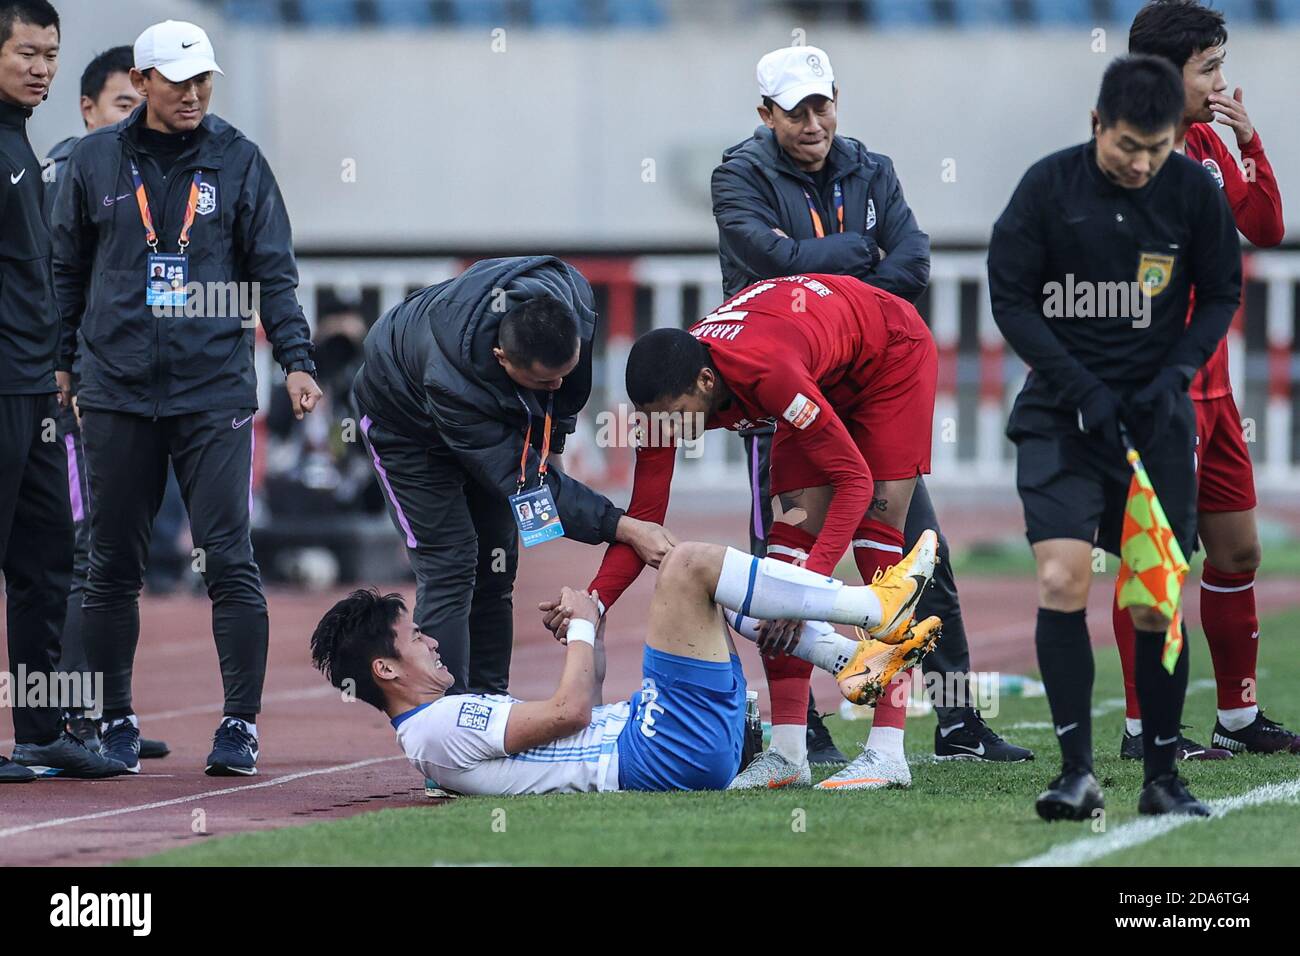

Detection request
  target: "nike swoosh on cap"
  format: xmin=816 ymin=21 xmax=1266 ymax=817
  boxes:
xmin=182 ymin=40 xmax=199 ymax=48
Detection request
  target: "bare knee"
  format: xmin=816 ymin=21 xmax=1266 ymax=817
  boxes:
xmin=1205 ymin=538 xmax=1261 ymax=575
xmin=1036 ymin=558 xmax=1091 ymax=611
xmin=656 ymin=540 xmax=713 ymax=589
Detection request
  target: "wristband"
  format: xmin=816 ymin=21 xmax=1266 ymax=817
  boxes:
xmin=566 ymin=619 xmax=597 ymax=647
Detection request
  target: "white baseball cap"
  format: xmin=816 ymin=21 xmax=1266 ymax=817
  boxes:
xmin=134 ymin=20 xmax=224 ymax=83
xmin=757 ymin=46 xmax=835 ymax=111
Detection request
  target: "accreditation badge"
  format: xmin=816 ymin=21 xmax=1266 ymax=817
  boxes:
xmin=146 ymin=252 xmax=189 ymax=308
xmin=510 ymin=486 xmax=564 ymax=548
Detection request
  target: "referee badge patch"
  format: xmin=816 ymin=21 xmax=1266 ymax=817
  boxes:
xmin=1137 ymin=253 xmax=1175 ymax=297
xmin=782 ymin=392 xmax=821 ymax=430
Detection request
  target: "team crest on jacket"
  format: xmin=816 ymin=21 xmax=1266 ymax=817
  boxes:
xmin=1201 ymin=157 xmax=1225 ymax=189
xmin=196 ymin=181 xmax=217 ymax=215
xmin=1137 ymin=252 xmax=1176 ymax=297
xmin=865 ymin=197 xmax=877 ymax=229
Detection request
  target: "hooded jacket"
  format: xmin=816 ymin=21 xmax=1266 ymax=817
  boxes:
xmin=50 ymin=105 xmax=313 ymax=416
xmin=712 ymin=126 xmax=930 ymax=301
xmin=354 ymin=255 xmax=623 ymax=545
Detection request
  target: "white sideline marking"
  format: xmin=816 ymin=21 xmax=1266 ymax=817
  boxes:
xmin=1013 ymin=777 xmax=1300 ymax=867
xmin=0 ymin=755 xmax=405 ymax=839
xmin=1005 ymin=679 xmax=1217 ymax=731
xmin=0 ymin=685 xmax=337 ymax=749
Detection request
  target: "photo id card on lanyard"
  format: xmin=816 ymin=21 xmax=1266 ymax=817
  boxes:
xmin=509 ymin=391 xmax=565 ymax=547
xmin=132 ymin=162 xmax=202 ymax=309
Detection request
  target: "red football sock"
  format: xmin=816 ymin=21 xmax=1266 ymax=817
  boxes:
xmin=853 ymin=518 xmax=908 ymax=731
xmin=1112 ymin=593 xmax=1141 ymax=721
xmin=762 ymin=521 xmax=815 ymax=726
xmin=1200 ymin=563 xmax=1260 ymax=712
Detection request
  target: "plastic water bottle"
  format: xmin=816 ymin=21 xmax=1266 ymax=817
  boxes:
xmin=741 ymin=691 xmax=763 ymax=766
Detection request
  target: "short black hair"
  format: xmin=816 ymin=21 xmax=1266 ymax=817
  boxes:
xmin=498 ymin=296 xmax=580 ymax=369
xmin=310 ymin=588 xmax=406 ymax=712
xmin=625 ymin=328 xmax=710 ymax=406
xmin=0 ymin=0 xmax=59 ymax=50
xmin=1095 ymin=55 xmax=1185 ymax=134
xmin=1129 ymin=0 xmax=1227 ymax=70
xmin=80 ymin=45 xmax=133 ymax=102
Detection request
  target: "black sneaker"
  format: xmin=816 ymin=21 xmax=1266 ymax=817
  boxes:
xmin=139 ymin=737 xmax=172 ymax=760
xmin=0 ymin=754 xmax=37 ymax=784
xmin=101 ymin=717 xmax=142 ymax=774
xmin=1138 ymin=772 xmax=1210 ymax=817
xmin=1212 ymin=711 xmax=1300 ymax=755
xmin=806 ymin=703 xmax=847 ymax=766
xmin=66 ymin=715 xmax=102 ymax=754
xmin=1035 ymin=766 xmax=1104 ymax=822
xmin=935 ymin=711 xmax=1034 ymax=762
xmin=206 ymin=717 xmax=259 ymax=776
xmin=12 ymin=731 xmax=129 ymax=778
xmin=1120 ymin=727 xmax=1232 ymax=761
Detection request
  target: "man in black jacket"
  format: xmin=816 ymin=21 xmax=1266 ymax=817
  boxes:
xmin=713 ymin=45 xmax=1030 ymax=776
xmin=43 ymin=44 xmax=172 ymax=761
xmin=353 ymin=255 xmax=674 ymax=698
xmin=0 ymin=0 xmax=127 ymax=782
xmin=51 ymin=19 xmax=322 ymax=777
xmin=989 ymin=56 xmax=1241 ymax=820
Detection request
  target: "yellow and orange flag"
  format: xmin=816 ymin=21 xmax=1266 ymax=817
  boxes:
xmin=1115 ymin=446 xmax=1189 ymax=673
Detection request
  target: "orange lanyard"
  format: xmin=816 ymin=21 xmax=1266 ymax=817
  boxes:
xmin=802 ymin=180 xmax=844 ymax=238
xmin=129 ymin=162 xmax=202 ymax=253
xmin=515 ymin=391 xmax=554 ymax=492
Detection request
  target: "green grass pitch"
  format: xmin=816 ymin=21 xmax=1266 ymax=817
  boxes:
xmin=129 ymin=609 xmax=1300 ymax=867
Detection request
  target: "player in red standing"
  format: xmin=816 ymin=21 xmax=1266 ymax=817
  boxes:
xmin=1120 ymin=0 xmax=1298 ymax=757
xmin=560 ymin=272 xmax=946 ymax=791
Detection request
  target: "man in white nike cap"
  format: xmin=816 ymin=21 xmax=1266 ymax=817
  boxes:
xmin=50 ymin=19 xmax=321 ymax=778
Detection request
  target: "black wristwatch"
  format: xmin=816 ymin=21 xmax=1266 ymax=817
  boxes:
xmin=286 ymin=359 xmax=317 ymax=378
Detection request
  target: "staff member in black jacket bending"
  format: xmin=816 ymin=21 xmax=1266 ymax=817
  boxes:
xmin=0 ymin=0 xmax=128 ymax=783
xmin=353 ymin=255 xmax=675 ymax=698
xmin=989 ymin=56 xmax=1241 ymax=820
xmin=51 ymin=19 xmax=322 ymax=777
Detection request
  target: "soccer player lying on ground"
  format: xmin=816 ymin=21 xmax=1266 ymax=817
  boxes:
xmin=309 ymin=533 xmax=940 ymax=796
xmin=566 ymin=273 xmax=980 ymax=792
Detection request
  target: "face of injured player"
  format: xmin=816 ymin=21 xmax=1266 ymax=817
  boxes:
xmin=1181 ymin=44 xmax=1227 ymax=126
xmin=373 ymin=616 xmax=455 ymax=706
xmin=759 ymin=92 xmax=838 ymax=172
xmin=1091 ymin=115 xmax=1176 ymax=189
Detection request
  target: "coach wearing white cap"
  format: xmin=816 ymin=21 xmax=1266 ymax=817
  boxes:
xmin=712 ymin=45 xmax=1033 ymax=780
xmin=51 ymin=20 xmax=321 ymax=778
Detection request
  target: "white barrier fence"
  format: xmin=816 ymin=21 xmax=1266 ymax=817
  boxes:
xmin=271 ymin=252 xmax=1299 ymax=496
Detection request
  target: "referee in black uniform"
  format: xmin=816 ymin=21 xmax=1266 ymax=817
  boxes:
xmin=989 ymin=56 xmax=1241 ymax=820
xmin=51 ymin=20 xmax=321 ymax=777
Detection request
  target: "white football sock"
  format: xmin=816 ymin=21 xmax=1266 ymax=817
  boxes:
xmin=769 ymin=724 xmax=807 ymax=766
xmin=866 ymin=725 xmax=905 ymax=758
xmin=713 ymin=548 xmax=882 ymax=627
xmin=727 ymin=613 xmax=859 ymax=676
xmin=225 ymin=717 xmax=258 ymax=739
xmin=1217 ymin=705 xmax=1258 ymax=732
xmin=1125 ymin=717 xmax=1143 ymax=736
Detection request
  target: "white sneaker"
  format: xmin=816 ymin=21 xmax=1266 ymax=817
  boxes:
xmin=726 ymin=749 xmax=812 ymax=790
xmin=815 ymin=747 xmax=911 ymax=791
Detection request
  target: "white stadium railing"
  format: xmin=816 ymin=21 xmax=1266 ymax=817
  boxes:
xmin=254 ymin=252 xmax=1299 ymax=498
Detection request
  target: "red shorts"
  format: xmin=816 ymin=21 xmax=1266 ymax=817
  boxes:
xmin=768 ymin=332 xmax=937 ymax=495
xmin=1195 ymin=394 xmax=1257 ymax=514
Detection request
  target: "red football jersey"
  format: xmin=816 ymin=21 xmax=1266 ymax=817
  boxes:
xmin=1183 ymin=125 xmax=1284 ymax=400
xmin=590 ymin=275 xmax=928 ymax=604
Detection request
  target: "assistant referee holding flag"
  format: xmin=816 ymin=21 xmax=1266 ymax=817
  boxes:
xmin=989 ymin=56 xmax=1241 ymax=820
xmin=51 ymin=20 xmax=321 ymax=777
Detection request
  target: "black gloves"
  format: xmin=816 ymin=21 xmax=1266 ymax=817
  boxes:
xmin=1125 ymin=367 xmax=1191 ymax=449
xmin=1076 ymin=382 xmax=1124 ymax=449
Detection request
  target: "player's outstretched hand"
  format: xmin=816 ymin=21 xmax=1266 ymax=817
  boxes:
xmin=287 ymin=370 xmax=324 ymax=420
xmin=756 ymin=618 xmax=802 ymax=657
xmin=539 ymin=594 xmax=570 ymax=641
xmin=540 ymin=588 xmax=602 ymax=644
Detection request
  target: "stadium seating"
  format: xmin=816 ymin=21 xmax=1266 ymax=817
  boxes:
xmin=872 ymin=0 xmax=939 ymax=28
xmin=1030 ymin=0 xmax=1093 ymax=26
xmin=374 ymin=0 xmax=436 ymax=26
